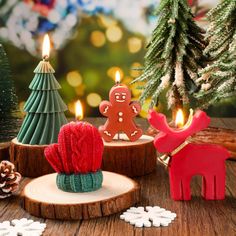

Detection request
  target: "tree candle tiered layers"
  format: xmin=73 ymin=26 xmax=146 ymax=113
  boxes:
xmin=99 ymin=72 xmax=156 ymax=177
xmin=10 ymin=35 xmax=68 ymax=177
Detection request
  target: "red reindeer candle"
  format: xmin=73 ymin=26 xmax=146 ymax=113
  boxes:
xmin=148 ymin=109 xmax=230 ymax=201
xmin=99 ymin=71 xmax=143 ymax=142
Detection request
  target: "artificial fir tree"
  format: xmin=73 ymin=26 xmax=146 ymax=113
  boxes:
xmin=0 ymin=44 xmax=19 ymax=143
xmin=17 ymin=58 xmax=68 ymax=145
xmin=133 ymin=0 xmax=206 ymax=115
xmin=197 ymin=0 xmax=236 ymax=106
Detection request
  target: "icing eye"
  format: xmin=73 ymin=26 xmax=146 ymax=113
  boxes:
xmin=116 ymin=95 xmax=119 ymax=99
xmin=122 ymin=96 xmax=126 ymax=99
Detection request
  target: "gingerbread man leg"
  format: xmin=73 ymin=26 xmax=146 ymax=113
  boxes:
xmin=99 ymin=122 xmax=117 ymax=142
xmin=123 ymin=122 xmax=142 ymax=142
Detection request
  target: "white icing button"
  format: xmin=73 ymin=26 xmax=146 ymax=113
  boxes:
xmin=118 ymin=112 xmax=123 ymax=116
xmin=119 ymin=118 xmax=123 ymax=122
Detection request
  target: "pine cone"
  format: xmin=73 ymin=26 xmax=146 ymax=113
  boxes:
xmin=0 ymin=161 xmax=21 ymax=199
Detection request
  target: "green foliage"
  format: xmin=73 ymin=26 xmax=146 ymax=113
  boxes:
xmin=197 ymin=0 xmax=236 ymax=107
xmin=17 ymin=60 xmax=68 ymax=145
xmin=132 ymin=0 xmax=206 ymax=112
xmin=0 ymin=44 xmax=19 ymax=143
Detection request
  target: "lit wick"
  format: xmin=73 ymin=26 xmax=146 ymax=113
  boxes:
xmin=75 ymin=100 xmax=83 ymax=121
xmin=175 ymin=109 xmax=194 ymax=129
xmin=175 ymin=109 xmax=184 ymax=128
xmin=115 ymin=71 xmax=121 ymax=85
xmin=42 ymin=34 xmax=50 ymax=61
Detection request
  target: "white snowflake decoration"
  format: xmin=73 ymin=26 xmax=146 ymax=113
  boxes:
xmin=120 ymin=206 xmax=177 ymax=228
xmin=0 ymin=218 xmax=46 ymax=236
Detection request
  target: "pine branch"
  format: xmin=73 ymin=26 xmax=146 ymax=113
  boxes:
xmin=132 ymin=0 xmax=206 ymax=112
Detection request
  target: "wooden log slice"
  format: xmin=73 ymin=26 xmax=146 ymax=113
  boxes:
xmin=22 ymin=171 xmax=140 ymax=220
xmin=147 ymin=126 xmax=236 ymax=160
xmin=10 ymin=138 xmax=54 ymax=177
xmin=0 ymin=142 xmax=10 ymax=161
xmin=102 ymin=134 xmax=156 ymax=177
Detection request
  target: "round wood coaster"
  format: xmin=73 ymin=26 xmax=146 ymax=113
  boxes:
xmin=10 ymin=138 xmax=54 ymax=177
xmin=22 ymin=171 xmax=140 ymax=220
xmin=102 ymin=134 xmax=156 ymax=177
xmin=0 ymin=142 xmax=10 ymax=161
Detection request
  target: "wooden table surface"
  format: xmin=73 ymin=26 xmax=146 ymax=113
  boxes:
xmin=1 ymin=118 xmax=236 ymax=236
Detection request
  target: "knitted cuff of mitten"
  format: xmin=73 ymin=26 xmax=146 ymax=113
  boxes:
xmin=56 ymin=170 xmax=103 ymax=193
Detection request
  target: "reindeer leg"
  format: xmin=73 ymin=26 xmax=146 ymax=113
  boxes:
xmin=215 ymin=171 xmax=226 ymax=200
xmin=202 ymin=175 xmax=215 ymax=200
xmin=181 ymin=178 xmax=191 ymax=201
xmin=169 ymin=176 xmax=183 ymax=200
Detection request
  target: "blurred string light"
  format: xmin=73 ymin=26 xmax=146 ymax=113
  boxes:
xmin=98 ymin=15 xmax=117 ymax=28
xmin=75 ymin=84 xmax=86 ymax=96
xmin=86 ymin=93 xmax=102 ymax=107
xmin=128 ymin=37 xmax=142 ymax=53
xmin=105 ymin=25 xmax=122 ymax=43
xmin=66 ymin=71 xmax=83 ymax=87
xmin=90 ymin=30 xmax=106 ymax=47
xmin=0 ymin=0 xmax=158 ymax=54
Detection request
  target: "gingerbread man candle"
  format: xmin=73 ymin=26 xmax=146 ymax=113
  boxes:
xmin=99 ymin=71 xmax=142 ymax=142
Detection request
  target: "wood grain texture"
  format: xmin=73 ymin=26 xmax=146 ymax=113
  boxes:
xmin=0 ymin=118 xmax=235 ymax=236
xmin=22 ymin=172 xmax=140 ymax=220
xmin=102 ymin=135 xmax=156 ymax=177
xmin=10 ymin=138 xmax=54 ymax=178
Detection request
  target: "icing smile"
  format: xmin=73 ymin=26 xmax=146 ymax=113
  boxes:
xmin=116 ymin=99 xmax=125 ymax=103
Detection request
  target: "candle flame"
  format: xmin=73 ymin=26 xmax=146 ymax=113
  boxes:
xmin=115 ymin=71 xmax=121 ymax=84
xmin=42 ymin=34 xmax=50 ymax=59
xmin=175 ymin=109 xmax=184 ymax=128
xmin=75 ymin=100 xmax=83 ymax=120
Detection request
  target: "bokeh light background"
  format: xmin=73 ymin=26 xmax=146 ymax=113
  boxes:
xmin=1 ymin=0 xmax=233 ymax=118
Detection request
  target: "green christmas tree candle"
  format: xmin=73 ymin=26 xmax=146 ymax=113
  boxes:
xmin=17 ymin=35 xmax=68 ymax=145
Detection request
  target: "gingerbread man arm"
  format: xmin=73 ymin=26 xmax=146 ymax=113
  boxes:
xmin=129 ymin=101 xmax=141 ymax=117
xmin=99 ymin=101 xmax=112 ymax=117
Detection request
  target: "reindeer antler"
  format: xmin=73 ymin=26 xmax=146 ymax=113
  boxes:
xmin=148 ymin=110 xmax=172 ymax=134
xmin=180 ymin=110 xmax=210 ymax=137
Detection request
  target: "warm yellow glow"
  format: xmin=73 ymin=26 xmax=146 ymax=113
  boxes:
xmin=128 ymin=37 xmax=142 ymax=53
xmin=19 ymin=101 xmax=26 ymax=116
xmin=107 ymin=67 xmax=124 ymax=81
xmin=99 ymin=15 xmax=117 ymax=28
xmin=175 ymin=109 xmax=184 ymax=128
xmin=90 ymin=31 xmax=106 ymax=47
xmin=87 ymin=93 xmax=102 ymax=107
xmin=66 ymin=71 xmax=82 ymax=87
xmin=75 ymin=100 xmax=83 ymax=120
xmin=106 ymin=25 xmax=122 ymax=43
xmin=42 ymin=34 xmax=50 ymax=59
xmin=130 ymin=62 xmax=142 ymax=77
xmin=115 ymin=71 xmax=121 ymax=83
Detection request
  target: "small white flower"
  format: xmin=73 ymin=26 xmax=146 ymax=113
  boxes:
xmin=120 ymin=206 xmax=177 ymax=228
xmin=0 ymin=218 xmax=46 ymax=236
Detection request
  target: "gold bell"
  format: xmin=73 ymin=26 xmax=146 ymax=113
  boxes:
xmin=157 ymin=154 xmax=171 ymax=167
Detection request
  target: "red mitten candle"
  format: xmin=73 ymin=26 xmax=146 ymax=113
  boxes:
xmin=45 ymin=122 xmax=104 ymax=192
xmin=148 ymin=110 xmax=230 ymax=201
xmin=99 ymin=71 xmax=142 ymax=142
